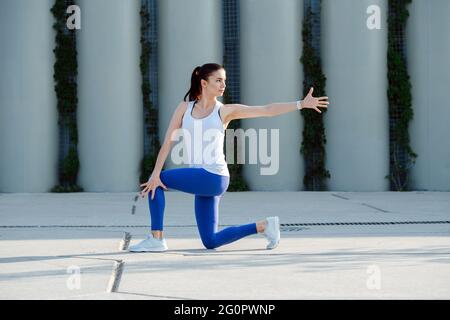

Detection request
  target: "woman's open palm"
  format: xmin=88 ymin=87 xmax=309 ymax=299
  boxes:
xmin=140 ymin=175 xmax=168 ymax=200
xmin=301 ymin=87 xmax=329 ymax=113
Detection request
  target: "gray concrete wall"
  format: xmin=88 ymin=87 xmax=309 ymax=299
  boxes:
xmin=1 ymin=0 xmax=449 ymax=192
xmin=77 ymin=0 xmax=142 ymax=192
xmin=240 ymin=0 xmax=303 ymax=191
xmin=0 ymin=0 xmax=57 ymax=192
xmin=322 ymin=0 xmax=389 ymax=191
xmin=408 ymin=0 xmax=450 ymax=191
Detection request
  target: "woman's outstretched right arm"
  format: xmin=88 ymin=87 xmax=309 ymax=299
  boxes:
xmin=140 ymin=101 xmax=187 ymax=199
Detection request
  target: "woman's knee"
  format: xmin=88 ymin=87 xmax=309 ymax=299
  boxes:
xmin=201 ymin=235 xmax=218 ymax=250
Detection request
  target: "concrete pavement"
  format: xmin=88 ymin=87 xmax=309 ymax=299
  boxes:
xmin=0 ymin=191 xmax=449 ymax=299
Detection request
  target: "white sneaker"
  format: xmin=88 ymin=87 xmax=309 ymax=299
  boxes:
xmin=263 ymin=216 xmax=280 ymax=250
xmin=129 ymin=234 xmax=168 ymax=252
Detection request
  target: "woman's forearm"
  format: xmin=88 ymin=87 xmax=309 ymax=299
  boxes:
xmin=266 ymin=101 xmax=301 ymax=117
xmin=150 ymin=144 xmax=171 ymax=178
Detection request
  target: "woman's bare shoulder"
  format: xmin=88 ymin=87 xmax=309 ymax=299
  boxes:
xmin=175 ymin=101 xmax=189 ymax=112
xmin=174 ymin=101 xmax=189 ymax=119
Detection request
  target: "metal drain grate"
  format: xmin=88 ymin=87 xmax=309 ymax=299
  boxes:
xmin=282 ymin=221 xmax=450 ymax=227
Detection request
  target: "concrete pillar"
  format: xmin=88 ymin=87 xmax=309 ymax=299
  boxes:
xmin=77 ymin=0 xmax=141 ymax=191
xmin=408 ymin=0 xmax=450 ymax=191
xmin=0 ymin=0 xmax=57 ymax=192
xmin=158 ymin=0 xmax=223 ymax=170
xmin=322 ymin=0 xmax=389 ymax=191
xmin=240 ymin=0 xmax=303 ymax=191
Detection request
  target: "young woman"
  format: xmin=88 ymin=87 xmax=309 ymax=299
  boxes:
xmin=129 ymin=63 xmax=329 ymax=252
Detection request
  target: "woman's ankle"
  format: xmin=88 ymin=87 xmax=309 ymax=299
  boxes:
xmin=256 ymin=220 xmax=267 ymax=233
xmin=151 ymin=230 xmax=163 ymax=240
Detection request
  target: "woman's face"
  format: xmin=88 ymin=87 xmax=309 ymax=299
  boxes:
xmin=201 ymin=69 xmax=226 ymax=97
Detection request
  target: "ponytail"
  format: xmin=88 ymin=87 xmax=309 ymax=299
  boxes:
xmin=183 ymin=63 xmax=225 ymax=102
xmin=183 ymin=66 xmax=202 ymax=102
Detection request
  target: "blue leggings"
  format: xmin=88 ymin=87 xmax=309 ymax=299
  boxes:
xmin=148 ymin=167 xmax=257 ymax=249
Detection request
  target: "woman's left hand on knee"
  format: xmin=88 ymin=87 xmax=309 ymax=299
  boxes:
xmin=140 ymin=175 xmax=168 ymax=199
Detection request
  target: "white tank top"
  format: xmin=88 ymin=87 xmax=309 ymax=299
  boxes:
xmin=181 ymin=100 xmax=230 ymax=177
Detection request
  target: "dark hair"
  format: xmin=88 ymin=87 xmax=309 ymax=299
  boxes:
xmin=183 ymin=63 xmax=225 ymax=102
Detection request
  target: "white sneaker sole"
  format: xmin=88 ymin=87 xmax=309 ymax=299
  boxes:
xmin=129 ymin=246 xmax=168 ymax=252
xmin=266 ymin=240 xmax=279 ymax=250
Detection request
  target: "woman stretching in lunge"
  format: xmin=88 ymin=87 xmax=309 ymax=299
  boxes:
xmin=129 ymin=63 xmax=329 ymax=252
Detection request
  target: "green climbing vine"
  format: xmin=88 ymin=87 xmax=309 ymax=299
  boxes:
xmin=139 ymin=2 xmax=160 ymax=184
xmin=300 ymin=1 xmax=330 ymax=191
xmin=50 ymin=0 xmax=82 ymax=192
xmin=387 ymin=0 xmax=417 ymax=191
